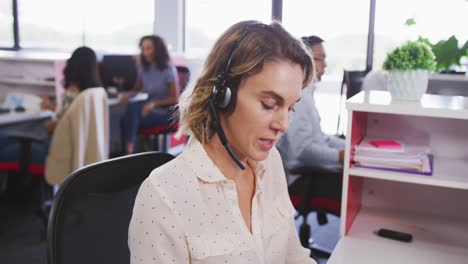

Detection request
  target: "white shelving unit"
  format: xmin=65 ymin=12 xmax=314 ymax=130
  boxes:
xmin=329 ymin=91 xmax=468 ymax=264
xmin=0 ymin=50 xmax=68 ymax=102
xmin=0 ymin=78 xmax=56 ymax=87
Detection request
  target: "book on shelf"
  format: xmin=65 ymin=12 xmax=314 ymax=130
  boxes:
xmin=352 ymin=137 xmax=433 ymax=175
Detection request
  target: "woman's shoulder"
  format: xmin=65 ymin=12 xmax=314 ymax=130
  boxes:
xmin=142 ymin=154 xmax=199 ymax=199
xmin=146 ymin=154 xmax=192 ymax=187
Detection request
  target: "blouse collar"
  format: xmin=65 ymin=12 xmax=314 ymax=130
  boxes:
xmin=181 ymin=137 xmax=266 ymax=187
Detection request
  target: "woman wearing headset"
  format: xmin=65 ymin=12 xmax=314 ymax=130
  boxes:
xmin=129 ymin=20 xmax=315 ymax=264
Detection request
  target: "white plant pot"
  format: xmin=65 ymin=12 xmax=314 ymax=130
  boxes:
xmin=387 ymin=70 xmax=429 ymax=101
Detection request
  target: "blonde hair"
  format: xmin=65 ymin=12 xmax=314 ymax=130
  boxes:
xmin=177 ymin=20 xmax=314 ymax=143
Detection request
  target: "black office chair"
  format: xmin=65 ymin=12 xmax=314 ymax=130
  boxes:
xmin=287 ymin=166 xmax=342 ymax=258
xmin=277 ymin=146 xmax=342 ymax=258
xmin=47 ymin=151 xmax=175 ymax=264
xmin=101 ymin=55 xmax=137 ymax=91
xmin=337 ymin=70 xmax=369 ymax=133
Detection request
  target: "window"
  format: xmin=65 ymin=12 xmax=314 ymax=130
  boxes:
xmin=0 ymin=1 xmax=14 ymax=48
xmin=82 ymin=0 xmax=154 ymax=53
xmin=19 ymin=0 xmax=83 ymax=49
xmin=373 ymin=0 xmax=468 ymax=71
xmin=18 ymin=0 xmax=154 ymax=52
xmin=185 ymin=0 xmax=272 ymax=58
xmin=283 ymin=0 xmax=370 ymax=79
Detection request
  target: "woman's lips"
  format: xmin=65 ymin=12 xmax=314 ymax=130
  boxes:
xmin=257 ymin=138 xmax=275 ymax=151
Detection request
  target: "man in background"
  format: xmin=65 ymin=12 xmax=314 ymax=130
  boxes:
xmin=277 ymin=35 xmax=345 ymax=181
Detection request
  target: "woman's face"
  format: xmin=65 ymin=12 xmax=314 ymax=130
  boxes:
xmin=141 ymin=39 xmax=155 ymax=63
xmin=220 ymin=59 xmax=303 ymax=162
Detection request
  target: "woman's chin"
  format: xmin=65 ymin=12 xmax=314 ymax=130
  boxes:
xmin=248 ymin=149 xmax=270 ymax=162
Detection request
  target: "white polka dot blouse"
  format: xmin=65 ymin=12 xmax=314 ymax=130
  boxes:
xmin=128 ymin=137 xmax=315 ymax=264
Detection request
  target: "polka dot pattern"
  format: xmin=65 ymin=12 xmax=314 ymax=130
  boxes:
xmin=128 ymin=138 xmax=316 ymax=263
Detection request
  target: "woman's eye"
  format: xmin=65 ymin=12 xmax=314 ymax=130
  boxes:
xmin=261 ymin=102 xmax=275 ymax=110
xmin=289 ymin=106 xmax=296 ymax=112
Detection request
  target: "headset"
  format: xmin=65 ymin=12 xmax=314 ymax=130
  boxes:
xmin=207 ymin=25 xmax=255 ymax=170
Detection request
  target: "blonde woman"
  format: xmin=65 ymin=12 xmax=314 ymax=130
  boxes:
xmin=129 ymin=20 xmax=316 ymax=264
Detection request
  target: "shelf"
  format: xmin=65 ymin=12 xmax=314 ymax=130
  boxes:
xmin=329 ymin=207 xmax=468 ymax=264
xmin=0 ymin=50 xmax=69 ymax=62
xmin=0 ymin=78 xmax=55 ymax=87
xmin=347 ymin=91 xmax=468 ymax=120
xmin=349 ymin=156 xmax=468 ymax=190
xmin=430 ymin=73 xmax=468 ymax=82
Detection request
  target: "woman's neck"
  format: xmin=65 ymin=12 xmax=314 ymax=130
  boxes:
xmin=203 ymin=134 xmax=247 ymax=180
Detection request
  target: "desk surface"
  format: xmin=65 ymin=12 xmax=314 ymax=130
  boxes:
xmin=0 ymin=93 xmax=147 ymax=127
xmin=0 ymin=110 xmax=54 ymax=127
xmin=108 ymin=92 xmax=148 ymax=106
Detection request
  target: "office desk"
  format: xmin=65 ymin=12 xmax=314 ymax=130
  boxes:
xmin=0 ymin=92 xmax=146 ymax=125
xmin=108 ymin=92 xmax=148 ymax=107
xmin=0 ymin=93 xmax=148 ymax=156
xmin=0 ymin=110 xmax=54 ymax=127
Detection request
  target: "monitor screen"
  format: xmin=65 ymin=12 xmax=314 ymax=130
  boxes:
xmin=101 ymin=55 xmax=137 ymax=91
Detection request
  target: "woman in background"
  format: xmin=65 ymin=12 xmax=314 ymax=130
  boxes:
xmin=42 ymin=46 xmax=102 ymax=134
xmin=120 ymin=35 xmax=179 ymax=154
xmin=0 ymin=47 xmax=101 ymax=170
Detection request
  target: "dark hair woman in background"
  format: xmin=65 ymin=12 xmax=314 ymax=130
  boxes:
xmin=120 ymin=35 xmax=179 ymax=154
xmin=42 ymin=46 xmax=102 ymax=132
xmin=0 ymin=46 xmax=101 ymax=171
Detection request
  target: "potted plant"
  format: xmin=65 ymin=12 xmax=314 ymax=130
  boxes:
xmin=383 ymin=41 xmax=436 ymax=101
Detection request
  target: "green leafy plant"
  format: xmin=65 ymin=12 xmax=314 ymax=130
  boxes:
xmin=418 ymin=36 xmax=468 ymax=72
xmin=383 ymin=41 xmax=436 ymax=72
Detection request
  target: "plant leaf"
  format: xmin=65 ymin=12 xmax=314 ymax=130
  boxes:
xmin=431 ymin=36 xmax=461 ymax=72
xmin=405 ymin=18 xmax=416 ymax=26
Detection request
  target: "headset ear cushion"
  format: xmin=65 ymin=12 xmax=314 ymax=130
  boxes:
xmin=220 ymin=77 xmax=240 ymax=112
xmin=218 ymin=87 xmax=231 ymax=109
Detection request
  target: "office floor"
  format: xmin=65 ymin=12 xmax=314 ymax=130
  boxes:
xmin=0 ymin=176 xmax=47 ymax=264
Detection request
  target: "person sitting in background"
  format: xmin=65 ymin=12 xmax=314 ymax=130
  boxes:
xmin=128 ymin=20 xmax=316 ymax=263
xmin=277 ymin=35 xmax=345 ymax=180
xmin=0 ymin=46 xmax=101 ymax=170
xmin=42 ymin=47 xmax=102 ymax=134
xmin=120 ymin=35 xmax=179 ymax=154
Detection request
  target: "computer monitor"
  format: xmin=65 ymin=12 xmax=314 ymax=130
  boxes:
xmin=101 ymin=55 xmax=137 ymax=91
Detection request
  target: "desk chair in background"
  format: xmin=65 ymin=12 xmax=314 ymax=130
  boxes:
xmin=47 ymin=151 xmax=174 ymax=264
xmin=277 ymin=146 xmax=342 ymax=258
xmin=136 ymin=65 xmax=191 ymax=153
xmin=336 ymin=70 xmax=369 ymax=134
xmin=287 ymin=165 xmax=342 ymax=258
xmin=101 ymin=55 xmax=137 ymax=92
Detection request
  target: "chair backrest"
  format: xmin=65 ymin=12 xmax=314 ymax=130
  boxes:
xmin=47 ymin=151 xmax=175 ymax=264
xmin=45 ymin=87 xmax=109 ymax=185
xmin=336 ymin=70 xmax=369 ymax=134
xmin=176 ymin=65 xmax=191 ymax=93
xmin=342 ymin=70 xmax=369 ymax=99
xmin=101 ymin=55 xmax=137 ymax=91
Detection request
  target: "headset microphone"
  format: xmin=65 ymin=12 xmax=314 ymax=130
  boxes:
xmin=208 ymin=98 xmax=246 ymax=170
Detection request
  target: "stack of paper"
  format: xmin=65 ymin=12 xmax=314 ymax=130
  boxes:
xmin=353 ymin=137 xmax=432 ymax=175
